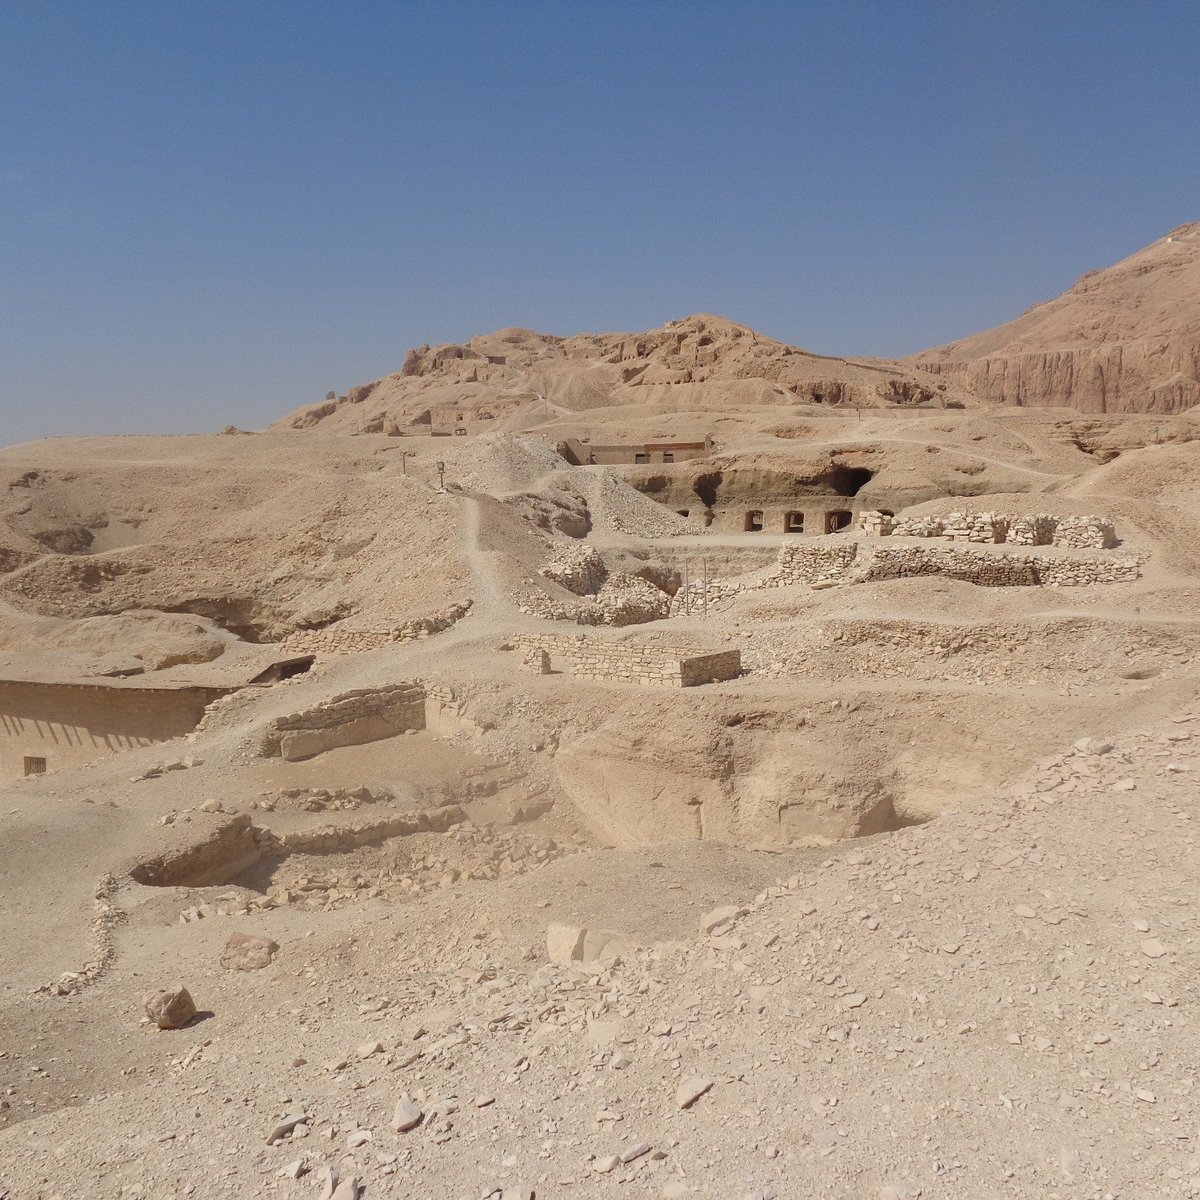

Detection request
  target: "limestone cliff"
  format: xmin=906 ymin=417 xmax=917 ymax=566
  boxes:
xmin=909 ymin=224 xmax=1200 ymax=415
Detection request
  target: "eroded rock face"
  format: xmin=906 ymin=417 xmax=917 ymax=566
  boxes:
xmin=144 ymin=986 xmax=197 ymax=1029
xmin=911 ymin=224 xmax=1200 ymax=414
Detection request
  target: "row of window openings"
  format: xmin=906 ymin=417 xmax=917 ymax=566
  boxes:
xmin=670 ymin=510 xmax=855 ymax=533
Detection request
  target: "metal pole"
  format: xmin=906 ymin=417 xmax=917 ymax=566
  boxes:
xmin=702 ymin=558 xmax=708 ymax=620
xmin=683 ymin=560 xmax=690 ymax=616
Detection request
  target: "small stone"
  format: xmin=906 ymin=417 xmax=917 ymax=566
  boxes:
xmin=700 ymin=905 xmax=747 ymax=936
xmin=621 ymin=1142 xmax=652 ymax=1163
xmin=593 ymin=1155 xmax=620 ymax=1174
xmin=330 ymin=1178 xmax=361 ymax=1200
xmin=356 ymin=1041 xmax=383 ymax=1060
xmin=1141 ymin=939 xmax=1169 ymax=959
xmin=474 ymin=1095 xmax=496 ymax=1108
xmin=1135 ymin=1089 xmax=1156 ymax=1104
xmin=143 ymin=986 xmax=197 ymax=1030
xmin=843 ymin=993 xmax=867 ymax=1009
xmin=266 ymin=1112 xmax=309 ymax=1145
xmin=676 ymin=1076 xmax=714 ymax=1109
xmin=392 ymin=1094 xmax=423 ymax=1132
xmin=346 ymin=1129 xmax=372 ymax=1149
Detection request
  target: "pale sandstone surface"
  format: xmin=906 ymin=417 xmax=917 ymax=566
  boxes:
xmin=2 ymin=295 xmax=1200 ymax=1197
xmin=910 ymin=223 xmax=1200 ymax=414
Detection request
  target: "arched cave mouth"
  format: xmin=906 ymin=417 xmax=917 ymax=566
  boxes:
xmin=827 ymin=464 xmax=874 ymax=497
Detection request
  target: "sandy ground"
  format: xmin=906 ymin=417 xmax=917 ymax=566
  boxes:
xmin=1 ymin=390 xmax=1199 ymax=1199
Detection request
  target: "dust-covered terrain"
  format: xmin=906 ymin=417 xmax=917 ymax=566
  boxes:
xmin=4 ymin=235 xmax=1200 ymax=1200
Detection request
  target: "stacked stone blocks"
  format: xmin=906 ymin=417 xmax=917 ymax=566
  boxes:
xmin=280 ymin=600 xmax=472 ymax=656
xmin=862 ymin=510 xmax=1116 ymax=549
xmin=510 ymin=633 xmax=741 ymax=688
xmin=261 ymin=684 xmax=426 ymax=761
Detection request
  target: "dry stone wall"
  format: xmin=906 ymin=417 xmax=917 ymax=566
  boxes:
xmin=510 ymin=633 xmax=741 ymax=688
xmin=864 ymin=545 xmax=1140 ymax=587
xmin=862 ymin=510 xmax=1116 ymax=549
xmin=261 ymin=684 xmax=426 ymax=760
xmin=776 ymin=542 xmax=860 ymax=585
xmin=279 ymin=600 xmax=472 ymax=656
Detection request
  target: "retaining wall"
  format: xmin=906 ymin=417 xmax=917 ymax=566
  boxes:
xmin=864 ymin=545 xmax=1141 ymax=587
xmin=261 ymin=684 xmax=427 ymax=760
xmin=279 ymin=600 xmax=472 ymax=656
xmin=511 ymin=634 xmax=741 ymax=688
xmin=0 ymin=680 xmax=227 ymax=782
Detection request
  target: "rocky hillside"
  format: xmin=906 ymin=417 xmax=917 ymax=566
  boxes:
xmin=276 ymin=314 xmax=973 ymax=434
xmin=909 ymin=224 xmax=1200 ymax=415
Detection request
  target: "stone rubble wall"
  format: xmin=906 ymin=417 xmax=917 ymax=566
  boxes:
xmin=261 ymin=684 xmax=427 ymax=760
xmin=521 ymin=569 xmax=670 ymax=627
xmin=673 ymin=530 xmax=1141 ymax=616
xmin=510 ymin=633 xmax=741 ymax=688
xmin=537 ymin=543 xmax=608 ymax=596
xmin=776 ymin=542 xmax=860 ymax=585
xmin=279 ymin=600 xmax=472 ymax=656
xmin=861 ymin=510 xmax=1116 ymax=549
xmin=864 ymin=545 xmax=1141 ymax=587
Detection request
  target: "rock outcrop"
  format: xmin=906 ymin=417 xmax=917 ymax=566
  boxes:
xmin=910 ymin=223 xmax=1200 ymax=414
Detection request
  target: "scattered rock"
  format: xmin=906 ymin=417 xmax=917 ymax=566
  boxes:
xmin=265 ymin=1111 xmax=309 ymax=1145
xmin=392 ymin=1094 xmax=423 ymax=1132
xmin=700 ymin=905 xmax=748 ymax=936
xmin=143 ymin=986 xmax=197 ymax=1030
xmin=220 ymin=931 xmax=280 ymax=971
xmin=676 ymin=1076 xmax=714 ymax=1109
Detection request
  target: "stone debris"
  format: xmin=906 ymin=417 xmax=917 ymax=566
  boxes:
xmin=220 ymin=931 xmax=280 ymax=971
xmin=143 ymin=986 xmax=197 ymax=1030
xmin=700 ymin=905 xmax=748 ymax=935
xmin=391 ymin=1094 xmax=423 ymax=1132
xmin=675 ymin=1076 xmax=714 ymax=1109
xmin=266 ymin=1112 xmax=309 ymax=1144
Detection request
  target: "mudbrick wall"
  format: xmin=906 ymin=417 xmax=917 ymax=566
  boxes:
xmin=260 ymin=684 xmax=427 ymax=761
xmin=510 ymin=633 xmax=741 ymax=687
xmin=279 ymin=600 xmax=472 ymax=656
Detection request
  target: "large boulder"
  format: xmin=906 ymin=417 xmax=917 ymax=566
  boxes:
xmin=144 ymin=986 xmax=197 ymax=1029
xmin=221 ymin=932 xmax=280 ymax=971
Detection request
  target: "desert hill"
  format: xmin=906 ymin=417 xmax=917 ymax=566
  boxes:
xmin=7 ymin=259 xmax=1200 ymax=1195
xmin=909 ymin=223 xmax=1200 ymax=414
xmin=276 ymin=314 xmax=974 ymax=435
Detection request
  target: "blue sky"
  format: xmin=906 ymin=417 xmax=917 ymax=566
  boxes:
xmin=1 ymin=1 xmax=1197 ymax=444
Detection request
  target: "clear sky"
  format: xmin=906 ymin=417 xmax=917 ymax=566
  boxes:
xmin=1 ymin=1 xmax=1197 ymax=445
